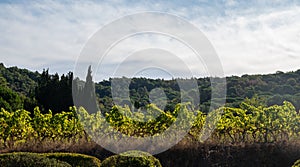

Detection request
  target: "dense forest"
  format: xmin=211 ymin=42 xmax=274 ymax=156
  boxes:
xmin=1 ymin=63 xmax=300 ymax=114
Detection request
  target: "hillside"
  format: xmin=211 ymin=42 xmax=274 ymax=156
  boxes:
xmin=0 ymin=63 xmax=40 ymax=111
xmin=96 ymin=70 xmax=300 ymax=112
xmin=0 ymin=63 xmax=39 ymax=96
xmin=0 ymin=63 xmax=300 ymax=113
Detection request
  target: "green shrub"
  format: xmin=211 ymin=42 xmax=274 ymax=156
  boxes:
xmin=101 ymin=151 xmax=162 ymax=167
xmin=0 ymin=152 xmax=71 ymax=167
xmin=43 ymin=152 xmax=101 ymax=167
xmin=293 ymin=159 xmax=300 ymax=167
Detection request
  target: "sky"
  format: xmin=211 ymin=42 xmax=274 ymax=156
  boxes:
xmin=0 ymin=0 xmax=300 ymax=80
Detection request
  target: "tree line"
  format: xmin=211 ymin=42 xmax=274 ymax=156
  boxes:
xmin=0 ymin=63 xmax=300 ymax=114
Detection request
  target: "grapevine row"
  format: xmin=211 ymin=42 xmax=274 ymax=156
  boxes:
xmin=0 ymin=101 xmax=299 ymax=148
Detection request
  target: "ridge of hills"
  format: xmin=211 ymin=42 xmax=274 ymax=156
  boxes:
xmin=0 ymin=62 xmax=300 ymax=113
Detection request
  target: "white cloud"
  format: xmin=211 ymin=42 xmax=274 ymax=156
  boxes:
xmin=0 ymin=1 xmax=149 ymax=73
xmin=94 ymin=33 xmax=208 ymax=80
xmin=224 ymin=0 xmax=237 ymax=7
xmin=198 ymin=6 xmax=300 ymax=75
xmin=0 ymin=1 xmax=299 ymax=79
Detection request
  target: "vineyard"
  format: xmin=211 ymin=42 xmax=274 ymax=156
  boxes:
xmin=0 ymin=101 xmax=299 ymax=149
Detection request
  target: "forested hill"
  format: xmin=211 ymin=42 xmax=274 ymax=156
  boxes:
xmin=96 ymin=70 xmax=300 ymax=112
xmin=0 ymin=63 xmax=39 ymax=96
xmin=0 ymin=63 xmax=41 ymax=111
xmin=0 ymin=63 xmax=300 ymax=113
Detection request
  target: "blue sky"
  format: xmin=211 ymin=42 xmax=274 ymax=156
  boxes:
xmin=0 ymin=0 xmax=300 ymax=80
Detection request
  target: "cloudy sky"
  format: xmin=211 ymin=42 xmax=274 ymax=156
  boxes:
xmin=0 ymin=0 xmax=300 ymax=80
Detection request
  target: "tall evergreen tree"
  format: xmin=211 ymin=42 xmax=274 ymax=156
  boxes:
xmin=73 ymin=66 xmax=98 ymax=114
xmin=35 ymin=69 xmax=74 ymax=114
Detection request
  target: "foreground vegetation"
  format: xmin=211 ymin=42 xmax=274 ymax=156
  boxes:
xmin=0 ymin=152 xmax=72 ymax=167
xmin=0 ymin=144 xmax=299 ymax=166
xmin=101 ymin=151 xmax=162 ymax=167
xmin=0 ymin=101 xmax=299 ymax=148
xmin=0 ymin=151 xmax=164 ymax=167
xmin=0 ymin=152 xmax=101 ymax=167
xmin=0 ymin=101 xmax=299 ymax=166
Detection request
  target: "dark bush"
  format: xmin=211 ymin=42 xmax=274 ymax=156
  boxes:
xmin=101 ymin=151 xmax=162 ymax=167
xmin=43 ymin=152 xmax=101 ymax=167
xmin=0 ymin=152 xmax=71 ymax=167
